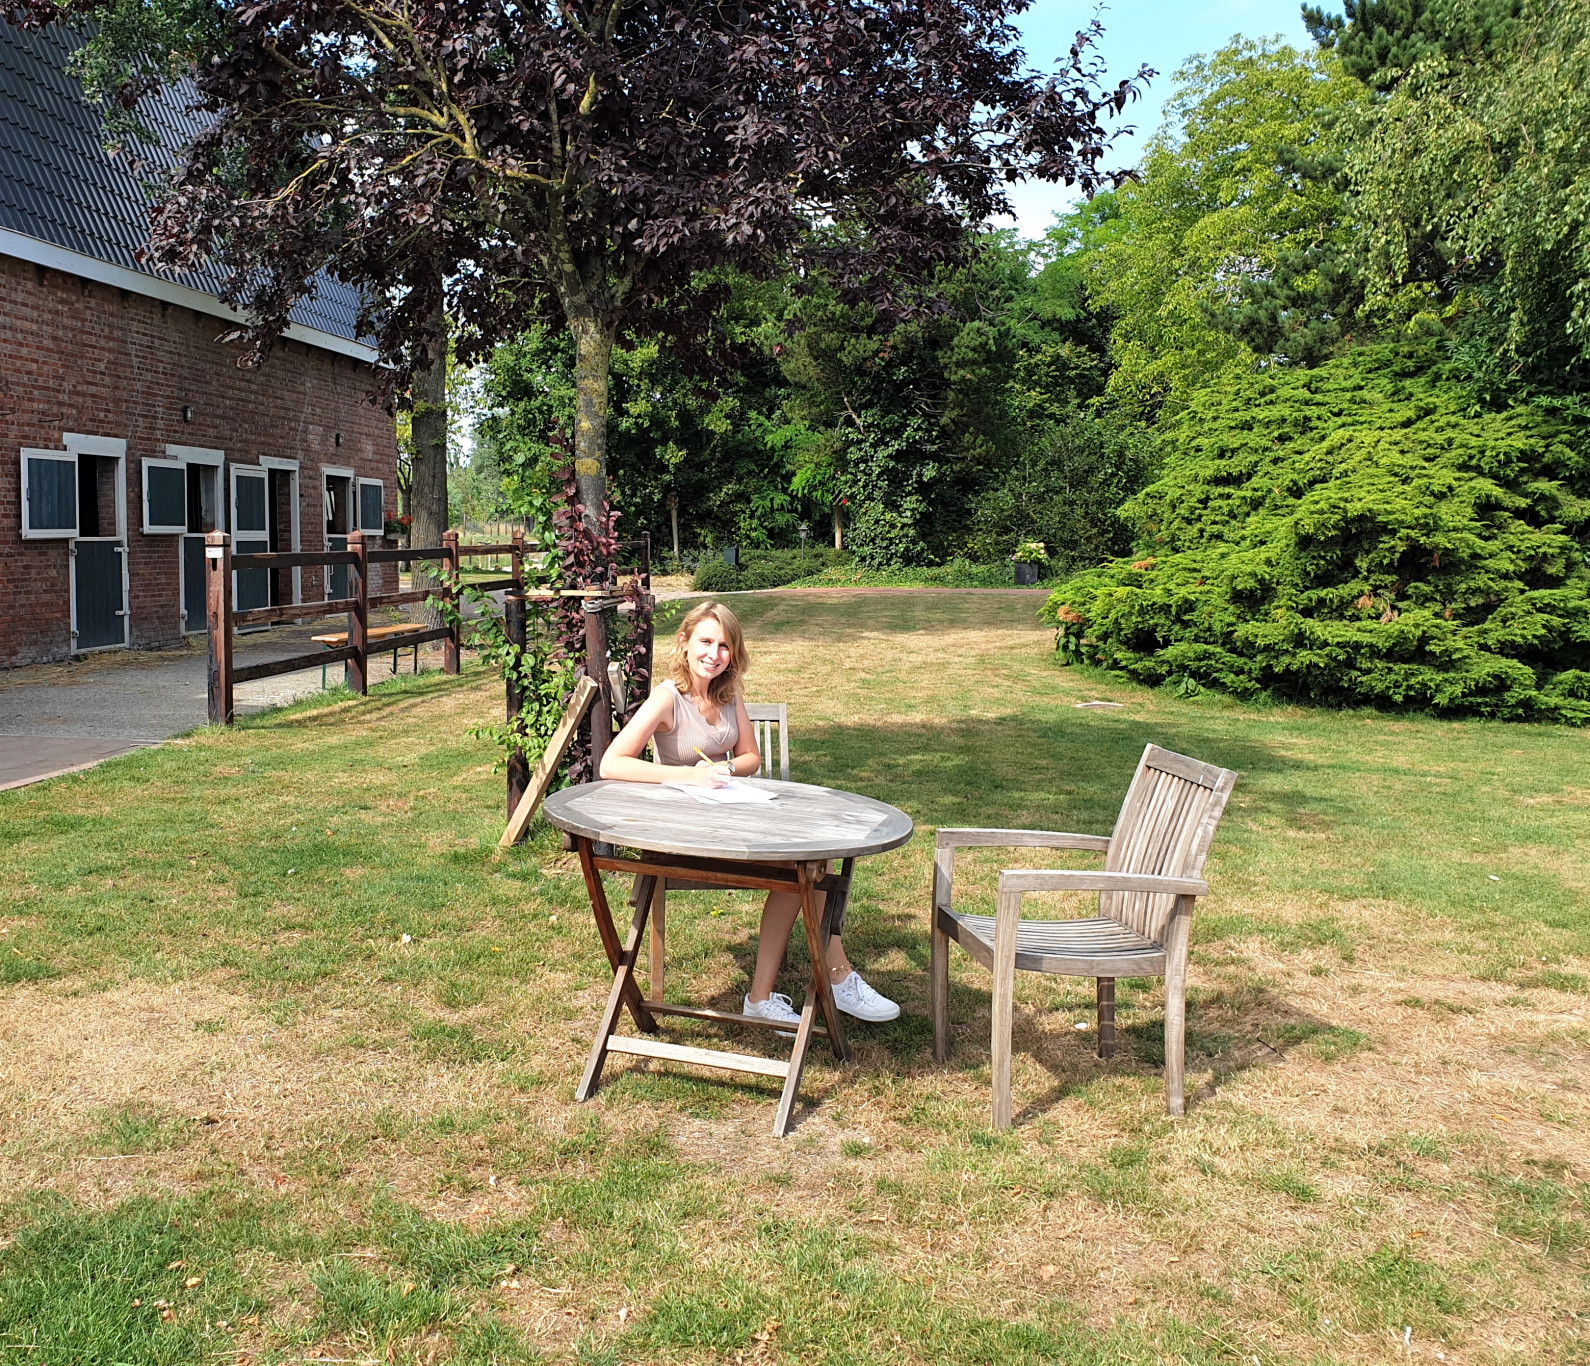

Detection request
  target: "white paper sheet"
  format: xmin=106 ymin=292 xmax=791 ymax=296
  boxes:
xmin=662 ymin=779 xmax=778 ymax=805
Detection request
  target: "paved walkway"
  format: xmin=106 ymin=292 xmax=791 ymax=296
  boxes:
xmin=0 ymin=621 xmax=442 ymax=791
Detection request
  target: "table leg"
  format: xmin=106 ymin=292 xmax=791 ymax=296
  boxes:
xmin=648 ymin=880 xmax=667 ymax=1003
xmin=576 ymin=838 xmax=657 ymax=1035
xmin=821 ymin=859 xmax=855 ymax=1061
xmin=775 ymin=869 xmax=849 ymax=1136
xmin=774 ymin=984 xmax=820 ymax=1138
xmin=577 ymin=873 xmax=655 ymax=1101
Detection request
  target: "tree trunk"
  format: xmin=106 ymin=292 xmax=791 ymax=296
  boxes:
xmin=570 ymin=315 xmax=614 ymax=529
xmin=410 ymin=301 xmax=449 ymax=625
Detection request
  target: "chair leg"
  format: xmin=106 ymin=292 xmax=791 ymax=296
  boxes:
xmin=1162 ymin=895 xmax=1194 ymax=1116
xmin=648 ymin=882 xmax=667 ymax=1003
xmin=1096 ymin=977 xmax=1116 ymax=1059
xmin=930 ymin=914 xmax=950 ymax=1062
xmin=1164 ymin=967 xmax=1186 ymax=1116
xmin=990 ymin=888 xmax=1020 ymax=1130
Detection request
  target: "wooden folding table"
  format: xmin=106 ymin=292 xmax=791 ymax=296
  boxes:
xmin=543 ymin=779 xmax=913 ymax=1136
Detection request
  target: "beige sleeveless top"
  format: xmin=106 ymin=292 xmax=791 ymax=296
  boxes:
xmin=652 ymin=680 xmax=739 ymax=767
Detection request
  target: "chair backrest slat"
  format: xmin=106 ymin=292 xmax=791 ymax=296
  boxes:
xmin=1102 ymin=744 xmax=1237 ymax=942
xmin=744 ymin=702 xmax=790 ymax=781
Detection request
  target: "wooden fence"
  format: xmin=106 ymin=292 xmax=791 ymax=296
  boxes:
xmin=202 ymin=528 xmax=528 ymax=725
xmin=204 ymin=525 xmax=654 ymax=838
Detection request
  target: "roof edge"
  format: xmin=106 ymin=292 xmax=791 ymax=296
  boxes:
xmin=0 ymin=227 xmax=381 ymax=364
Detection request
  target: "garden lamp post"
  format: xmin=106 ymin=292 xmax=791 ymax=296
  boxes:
xmin=798 ymin=522 xmax=809 ymax=560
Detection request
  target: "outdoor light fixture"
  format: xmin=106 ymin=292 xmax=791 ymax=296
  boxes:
xmin=799 ymin=522 xmax=809 ymax=559
xmin=180 ymin=405 xmax=194 ymax=422
xmin=334 ymin=432 xmax=343 ymax=446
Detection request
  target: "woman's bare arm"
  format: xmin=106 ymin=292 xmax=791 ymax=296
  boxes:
xmin=597 ymin=685 xmax=726 ymax=785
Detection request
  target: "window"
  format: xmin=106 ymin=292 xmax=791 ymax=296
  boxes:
xmin=142 ymin=458 xmax=188 ymax=534
xmin=20 ymin=449 xmax=78 ymax=538
xmin=357 ymin=478 xmax=385 ymax=536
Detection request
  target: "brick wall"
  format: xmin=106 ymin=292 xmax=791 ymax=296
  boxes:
xmin=0 ymin=255 xmax=400 ymax=668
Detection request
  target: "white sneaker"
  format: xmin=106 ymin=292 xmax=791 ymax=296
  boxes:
xmin=743 ymin=992 xmax=801 ymax=1027
xmin=830 ymin=971 xmax=900 ymax=1022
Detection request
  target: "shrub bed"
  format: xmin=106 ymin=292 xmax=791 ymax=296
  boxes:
xmin=1042 ymin=345 xmax=1590 ymax=722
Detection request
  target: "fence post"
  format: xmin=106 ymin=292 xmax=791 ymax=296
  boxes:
xmin=204 ymin=530 xmax=233 ymax=726
xmin=347 ymin=529 xmax=369 ymax=695
xmin=505 ymin=591 xmax=528 ymax=820
xmin=511 ymin=527 xmax=525 ymax=596
xmin=442 ymin=529 xmax=461 ymax=675
xmin=584 ymin=601 xmax=613 ymax=777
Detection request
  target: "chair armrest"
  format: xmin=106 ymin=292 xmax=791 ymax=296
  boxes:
xmin=935 ymin=827 xmax=1110 ymax=853
xmin=998 ymin=869 xmax=1208 ymax=897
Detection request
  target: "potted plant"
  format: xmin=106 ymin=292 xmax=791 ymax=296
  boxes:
xmin=1012 ymin=540 xmax=1047 ymax=586
xmin=384 ymin=512 xmax=413 ymax=546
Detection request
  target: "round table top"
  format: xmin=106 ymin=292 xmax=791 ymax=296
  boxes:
xmin=542 ymin=779 xmax=915 ymax=862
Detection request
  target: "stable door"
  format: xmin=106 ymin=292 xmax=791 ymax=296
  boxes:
xmin=180 ymin=461 xmax=222 ymax=631
xmin=324 ymin=472 xmax=353 ymax=600
xmin=231 ymin=465 xmax=270 ymax=612
xmin=71 ymin=448 xmax=129 ymax=651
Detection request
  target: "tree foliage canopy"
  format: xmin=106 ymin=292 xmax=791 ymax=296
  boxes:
xmin=477 ymin=235 xmax=1141 ymax=570
xmin=1076 ymin=39 xmax=1362 ymax=421
xmin=1341 ymin=0 xmax=1590 ymax=393
xmin=11 ymin=0 xmax=1148 ymax=521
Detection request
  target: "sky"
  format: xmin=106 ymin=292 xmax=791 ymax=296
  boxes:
xmin=991 ymin=0 xmax=1317 ymax=239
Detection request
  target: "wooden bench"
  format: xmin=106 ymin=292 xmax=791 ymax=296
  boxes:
xmin=310 ymin=623 xmax=430 ymax=686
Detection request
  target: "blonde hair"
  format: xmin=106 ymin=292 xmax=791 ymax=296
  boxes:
xmin=666 ymin=601 xmax=748 ymax=706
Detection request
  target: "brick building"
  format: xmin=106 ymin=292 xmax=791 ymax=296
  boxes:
xmin=0 ymin=21 xmax=399 ymax=669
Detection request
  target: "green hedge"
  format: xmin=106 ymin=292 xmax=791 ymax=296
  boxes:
xmin=690 ymin=548 xmax=849 ymax=593
xmin=1042 ymin=346 xmax=1590 ymax=722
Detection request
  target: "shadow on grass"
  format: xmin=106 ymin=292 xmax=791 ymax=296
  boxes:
xmin=1007 ymin=979 xmax=1370 ymax=1124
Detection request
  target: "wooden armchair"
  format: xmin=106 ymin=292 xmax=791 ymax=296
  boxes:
xmin=639 ymin=701 xmax=794 ymax=1001
xmin=930 ymin=744 xmax=1237 ymax=1126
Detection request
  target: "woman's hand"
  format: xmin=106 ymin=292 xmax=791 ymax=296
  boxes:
xmin=677 ymin=761 xmax=731 ymax=787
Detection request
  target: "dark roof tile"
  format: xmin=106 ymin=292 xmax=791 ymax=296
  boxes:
xmin=0 ymin=19 xmax=367 ymax=348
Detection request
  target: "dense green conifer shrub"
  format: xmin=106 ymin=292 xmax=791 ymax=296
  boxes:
xmin=1042 ymin=346 xmax=1590 ymax=721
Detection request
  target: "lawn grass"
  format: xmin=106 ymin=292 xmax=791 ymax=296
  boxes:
xmin=1 ymin=589 xmax=1587 ymax=1365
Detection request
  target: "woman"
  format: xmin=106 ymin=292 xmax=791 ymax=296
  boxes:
xmin=599 ymin=600 xmax=899 ymax=1024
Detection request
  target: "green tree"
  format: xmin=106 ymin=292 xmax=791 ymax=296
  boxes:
xmin=477 ymin=276 xmax=800 ymax=560
xmin=1079 ymin=38 xmax=1364 ymax=420
xmin=781 ymin=233 xmax=1114 ymax=566
xmin=1302 ymin=0 xmax=1524 ymax=89
xmin=964 ymin=417 xmax=1157 ymax=571
xmin=1337 ymin=0 xmax=1590 ymax=394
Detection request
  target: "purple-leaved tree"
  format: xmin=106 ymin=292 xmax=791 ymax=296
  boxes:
xmin=11 ymin=0 xmax=1148 ymax=537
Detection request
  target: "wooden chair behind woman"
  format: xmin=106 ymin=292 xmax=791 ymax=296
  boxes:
xmin=639 ymin=701 xmax=792 ymax=1001
xmin=930 ymin=743 xmax=1237 ymax=1125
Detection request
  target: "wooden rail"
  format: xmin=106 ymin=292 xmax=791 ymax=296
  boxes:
xmin=203 ymin=527 xmax=493 ymax=724
xmin=208 ymin=523 xmax=655 ymax=843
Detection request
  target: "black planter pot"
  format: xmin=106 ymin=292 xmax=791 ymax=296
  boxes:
xmin=1013 ymin=561 xmax=1041 ymax=586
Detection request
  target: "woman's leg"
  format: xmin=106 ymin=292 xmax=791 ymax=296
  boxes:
xmin=748 ymin=888 xmax=853 ymax=1001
